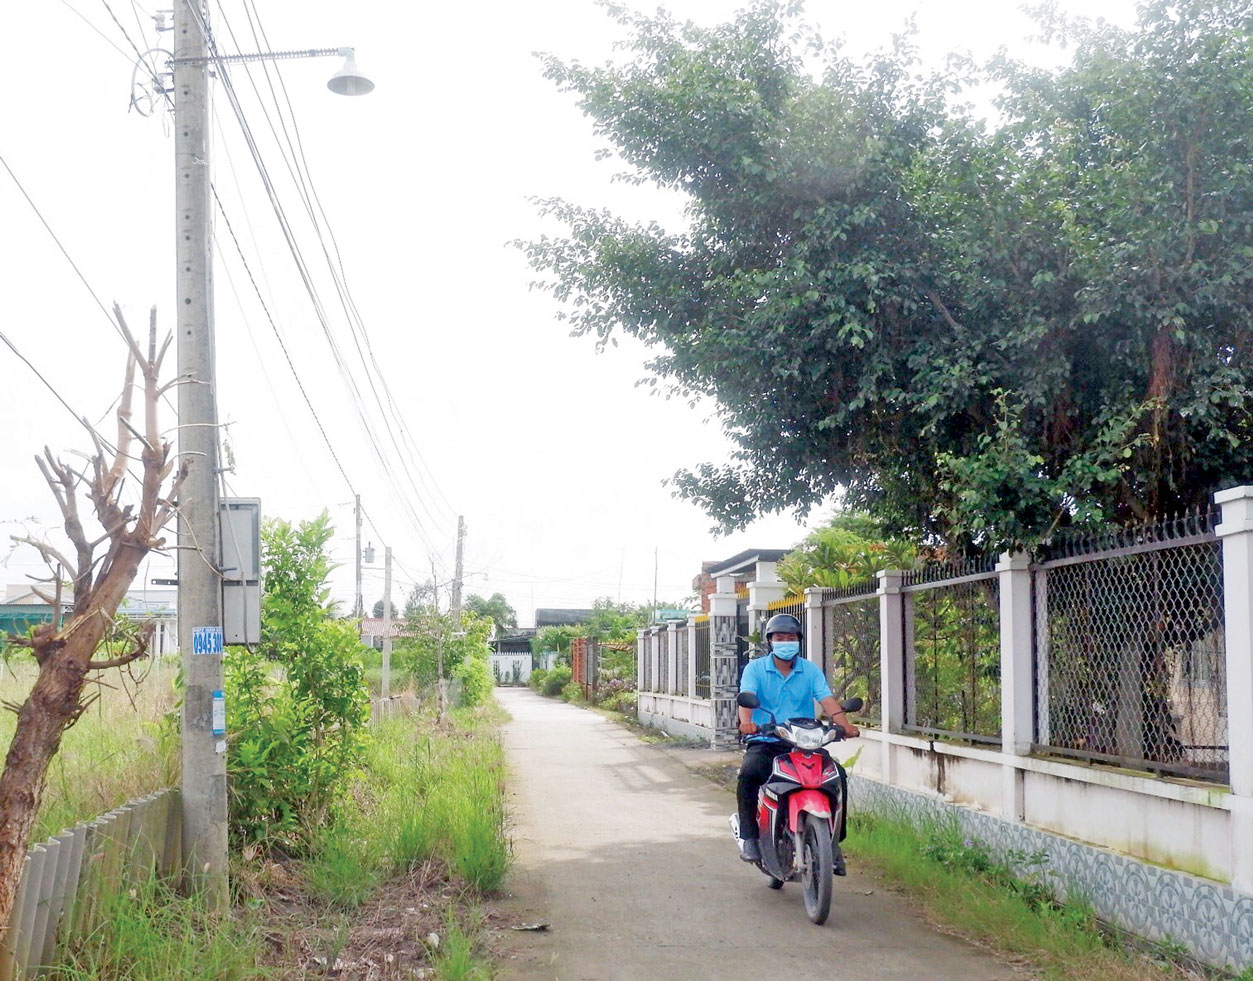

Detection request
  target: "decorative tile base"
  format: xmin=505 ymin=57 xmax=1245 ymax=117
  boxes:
xmin=849 ymin=775 xmax=1253 ymax=971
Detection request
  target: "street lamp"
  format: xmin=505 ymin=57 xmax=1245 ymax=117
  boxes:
xmin=168 ymin=0 xmax=373 ymax=907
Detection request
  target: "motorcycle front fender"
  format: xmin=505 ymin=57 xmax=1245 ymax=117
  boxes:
xmin=787 ymin=789 xmax=835 ymax=833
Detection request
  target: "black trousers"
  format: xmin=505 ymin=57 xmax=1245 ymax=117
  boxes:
xmin=736 ymin=742 xmax=789 ymax=840
xmin=736 ymin=742 xmax=848 ymax=842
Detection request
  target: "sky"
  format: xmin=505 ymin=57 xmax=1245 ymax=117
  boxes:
xmin=0 ymin=0 xmax=1140 ymax=627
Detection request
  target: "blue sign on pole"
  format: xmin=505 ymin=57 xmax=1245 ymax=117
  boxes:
xmin=192 ymin=625 xmax=224 ymax=656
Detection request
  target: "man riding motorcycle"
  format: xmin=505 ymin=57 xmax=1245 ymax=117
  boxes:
xmin=736 ymin=613 xmax=859 ymax=866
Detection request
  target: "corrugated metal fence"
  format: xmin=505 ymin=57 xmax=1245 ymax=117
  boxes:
xmin=0 ymin=788 xmax=182 ymax=980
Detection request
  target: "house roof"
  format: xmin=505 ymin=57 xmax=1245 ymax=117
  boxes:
xmin=359 ymin=617 xmax=408 ymax=638
xmin=705 ymin=548 xmax=790 ymax=579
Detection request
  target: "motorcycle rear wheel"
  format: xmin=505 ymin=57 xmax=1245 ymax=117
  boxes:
xmin=801 ymin=817 xmax=833 ymax=925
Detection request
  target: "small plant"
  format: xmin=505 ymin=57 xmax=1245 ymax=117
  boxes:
xmin=454 ymin=654 xmax=493 ymax=708
xmin=560 ymin=680 xmax=582 ymax=702
xmin=542 ymin=666 xmax=572 ymax=697
xmin=527 ymin=667 xmax=548 ymax=692
xmin=225 ymin=514 xmax=371 ymax=851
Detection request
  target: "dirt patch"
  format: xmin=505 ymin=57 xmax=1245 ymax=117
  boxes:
xmin=241 ymin=856 xmax=479 ymax=980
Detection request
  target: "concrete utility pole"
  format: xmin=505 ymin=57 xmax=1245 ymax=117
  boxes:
xmin=174 ymin=0 xmax=227 ymax=908
xmin=451 ymin=515 xmax=465 ymax=620
xmin=381 ymin=546 xmax=393 ymax=700
xmin=354 ymin=494 xmax=363 ymax=621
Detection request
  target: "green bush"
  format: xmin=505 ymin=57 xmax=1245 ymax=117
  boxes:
xmin=542 ymin=666 xmax=572 ymax=697
xmin=225 ymin=514 xmax=371 ymax=851
xmin=560 ymin=681 xmax=582 ymax=702
xmin=602 ymin=691 xmax=637 ymax=713
xmin=527 ymin=668 xmax=548 ymax=691
xmin=454 ymin=655 xmax=493 ymax=708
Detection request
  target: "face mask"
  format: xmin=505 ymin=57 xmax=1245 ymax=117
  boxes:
xmin=772 ymin=640 xmax=800 ymax=661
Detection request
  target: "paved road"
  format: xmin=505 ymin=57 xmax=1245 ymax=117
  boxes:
xmin=494 ymin=688 xmax=1021 ymax=981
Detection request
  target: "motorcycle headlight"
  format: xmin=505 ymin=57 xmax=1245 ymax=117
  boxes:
xmin=792 ymin=726 xmax=825 ymax=750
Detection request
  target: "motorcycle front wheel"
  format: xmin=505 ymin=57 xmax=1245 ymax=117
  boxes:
xmin=800 ymin=817 xmax=833 ymax=925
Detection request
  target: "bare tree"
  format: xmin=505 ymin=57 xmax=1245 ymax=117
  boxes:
xmin=0 ymin=306 xmax=189 ymax=939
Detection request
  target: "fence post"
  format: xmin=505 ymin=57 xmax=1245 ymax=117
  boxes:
xmin=803 ymin=588 xmax=824 ymax=673
xmin=878 ymin=570 xmax=905 ymax=783
xmin=687 ymin=620 xmax=698 ymax=699
xmin=1215 ymin=486 xmax=1253 ymax=893
xmin=636 ymin=628 xmax=646 ymax=695
xmin=748 ymin=578 xmax=786 ymax=642
xmin=710 ymin=575 xmax=741 ymax=749
xmin=997 ymin=550 xmax=1033 ymax=821
xmin=666 ymin=621 xmax=679 ymax=694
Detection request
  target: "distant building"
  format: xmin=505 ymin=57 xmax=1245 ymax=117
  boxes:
xmin=534 ymin=608 xmax=597 ymax=627
xmin=1 ymin=585 xmax=178 ymax=656
xmin=694 ymin=549 xmax=790 ymax=612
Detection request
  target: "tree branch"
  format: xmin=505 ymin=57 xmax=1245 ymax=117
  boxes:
xmin=87 ymin=622 xmax=153 ymax=671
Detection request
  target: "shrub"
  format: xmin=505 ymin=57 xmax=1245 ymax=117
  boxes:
xmin=527 ymin=668 xmax=548 ymax=692
xmin=225 ymin=514 xmax=371 ymax=851
xmin=602 ymin=691 xmax=637 ymax=714
xmin=542 ymin=666 xmax=571 ymax=697
xmin=595 ymin=677 xmax=635 ymax=704
xmin=560 ymin=681 xmax=582 ymax=702
xmin=454 ymin=655 xmax=493 ymax=708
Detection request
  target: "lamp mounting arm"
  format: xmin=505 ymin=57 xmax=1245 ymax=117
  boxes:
xmin=169 ymin=45 xmax=353 ymax=68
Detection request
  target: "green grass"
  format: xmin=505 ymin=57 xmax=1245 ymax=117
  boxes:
xmin=46 ymin=874 xmax=265 ymax=980
xmin=432 ymin=910 xmax=494 ymax=981
xmin=846 ymin=810 xmax=1188 ymax=981
xmin=304 ymin=703 xmax=511 ymax=907
xmin=0 ymin=661 xmax=180 ymax=840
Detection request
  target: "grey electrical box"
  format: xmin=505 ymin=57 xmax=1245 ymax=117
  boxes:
xmin=220 ymin=497 xmax=261 ymax=645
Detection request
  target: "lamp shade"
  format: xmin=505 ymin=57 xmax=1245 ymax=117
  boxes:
xmin=328 ymin=52 xmax=374 ymax=96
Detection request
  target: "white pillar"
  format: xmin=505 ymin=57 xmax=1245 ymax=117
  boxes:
xmin=878 ymin=570 xmax=905 ymax=784
xmin=636 ymin=627 xmax=646 ymax=694
xmin=687 ymin=620 xmax=698 ymax=699
xmin=997 ymin=551 xmax=1033 ymax=820
xmin=804 ymin=587 xmax=824 ymax=671
xmin=667 ymin=620 xmax=681 ymax=695
xmin=1215 ymin=486 xmax=1253 ymax=892
xmin=748 ymin=580 xmax=788 ymax=640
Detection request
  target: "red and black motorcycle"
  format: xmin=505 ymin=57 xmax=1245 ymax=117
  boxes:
xmin=729 ymin=691 xmax=862 ymax=925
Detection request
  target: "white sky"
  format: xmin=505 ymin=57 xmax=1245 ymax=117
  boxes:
xmin=0 ymin=0 xmax=1138 ymax=626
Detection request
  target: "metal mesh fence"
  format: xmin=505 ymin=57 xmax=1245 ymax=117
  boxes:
xmin=822 ymin=595 xmax=880 ymax=727
xmin=694 ymin=618 xmax=711 ymax=699
xmin=1035 ymin=523 xmax=1227 ymax=782
xmin=675 ymin=627 xmax=689 ymax=695
xmin=904 ymin=573 xmax=1001 ymax=743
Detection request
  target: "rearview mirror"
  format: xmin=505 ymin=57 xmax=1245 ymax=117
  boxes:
xmin=737 ymin=691 xmax=760 ymax=710
xmin=842 ymin=697 xmax=864 ymax=714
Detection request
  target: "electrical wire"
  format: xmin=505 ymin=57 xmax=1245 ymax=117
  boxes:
xmin=0 ymin=152 xmax=131 ymax=349
xmin=204 ymin=49 xmax=443 ymax=560
xmin=57 ymin=0 xmax=134 ymax=62
xmin=242 ymin=1 xmax=458 ymax=524
xmin=215 ymin=0 xmax=459 ymax=528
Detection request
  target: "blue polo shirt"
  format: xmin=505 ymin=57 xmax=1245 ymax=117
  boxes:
xmin=740 ymin=654 xmax=833 ymax=744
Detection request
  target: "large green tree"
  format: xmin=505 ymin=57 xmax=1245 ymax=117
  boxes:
xmin=465 ymin=592 xmax=518 ymax=635
xmin=523 ymin=0 xmax=1253 ymax=550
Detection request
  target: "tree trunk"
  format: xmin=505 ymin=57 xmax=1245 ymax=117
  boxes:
xmin=0 ymin=654 xmax=91 ymax=938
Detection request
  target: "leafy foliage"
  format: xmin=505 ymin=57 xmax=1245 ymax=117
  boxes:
xmin=777 ymin=512 xmax=916 ymax=592
xmin=395 ymin=605 xmax=493 ymax=700
xmin=453 ymin=652 xmax=494 ymax=708
xmin=523 ymin=0 xmax=1253 ymax=551
xmin=225 ymin=514 xmax=370 ymax=850
xmin=463 ymin=593 xmax=518 ymax=635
